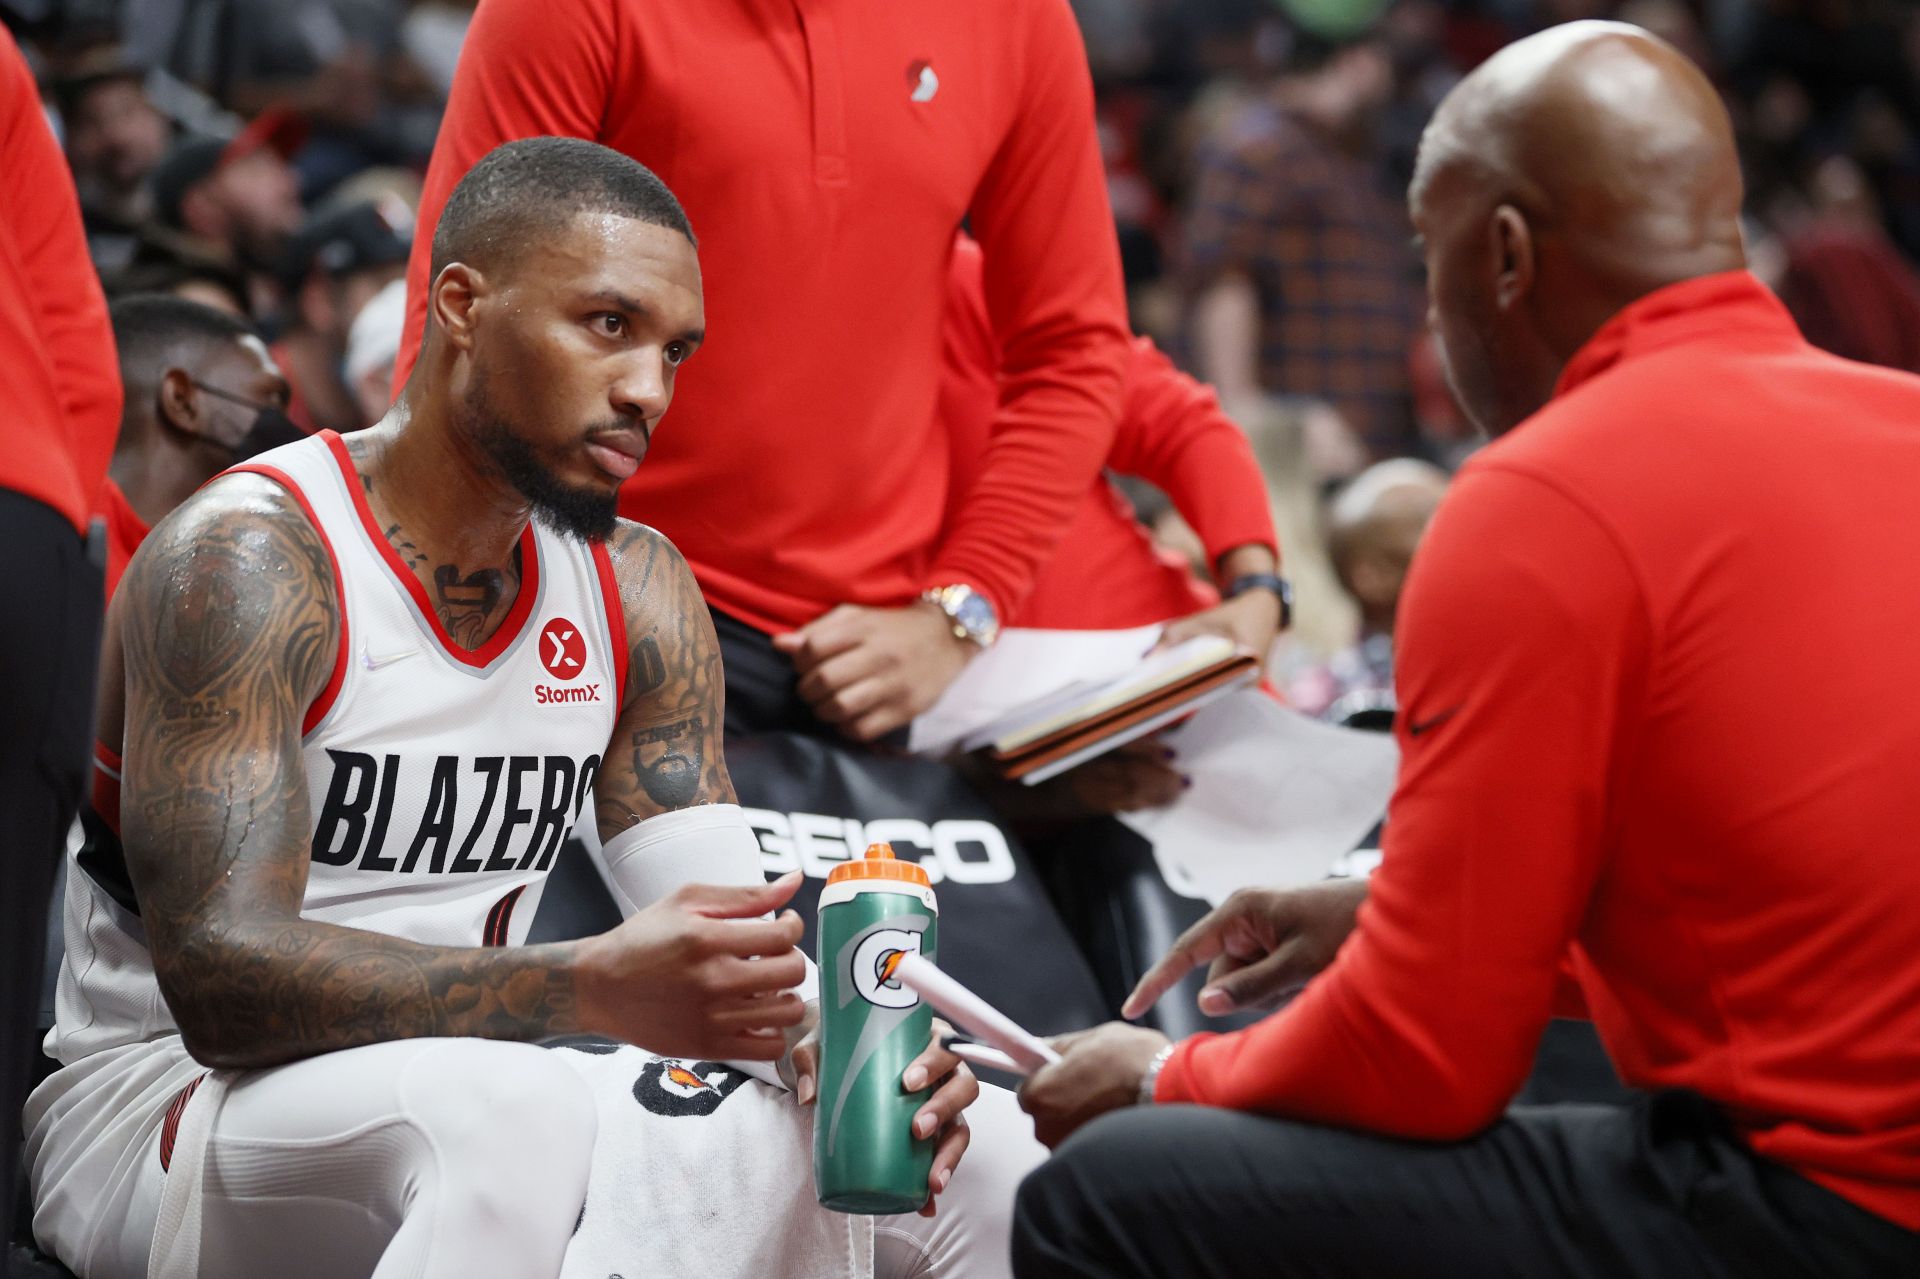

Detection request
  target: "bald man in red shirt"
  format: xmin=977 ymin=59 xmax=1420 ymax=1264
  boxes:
xmin=1016 ymin=23 xmax=1920 ymax=1278
xmin=0 ymin=30 xmax=120 ymax=1271
xmin=402 ymin=0 xmax=1128 ymax=743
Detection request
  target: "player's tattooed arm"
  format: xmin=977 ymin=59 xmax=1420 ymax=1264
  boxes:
xmin=119 ymin=478 xmax=586 ymax=1069
xmin=595 ymin=521 xmax=736 ymax=840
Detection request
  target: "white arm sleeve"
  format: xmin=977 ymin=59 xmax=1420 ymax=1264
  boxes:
xmin=594 ymin=804 xmax=818 ymax=1089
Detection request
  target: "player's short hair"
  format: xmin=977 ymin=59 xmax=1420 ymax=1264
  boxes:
xmin=110 ymin=293 xmax=258 ymax=390
xmin=429 ymin=137 xmax=695 ymax=280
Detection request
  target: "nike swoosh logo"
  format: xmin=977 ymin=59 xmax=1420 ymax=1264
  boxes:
xmin=363 ymin=648 xmax=416 ymax=670
xmin=1406 ymin=706 xmax=1459 ymax=737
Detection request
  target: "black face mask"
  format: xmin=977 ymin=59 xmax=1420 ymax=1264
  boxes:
xmin=189 ymin=381 xmax=307 ymax=461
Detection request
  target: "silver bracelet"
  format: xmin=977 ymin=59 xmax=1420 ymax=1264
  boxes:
xmin=1137 ymin=1043 xmax=1176 ymax=1106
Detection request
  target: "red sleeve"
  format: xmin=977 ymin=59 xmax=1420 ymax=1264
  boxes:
xmin=0 ymin=33 xmax=119 ymax=532
xmin=1155 ymin=464 xmax=1650 ymax=1137
xmin=1107 ymin=336 xmax=1277 ymax=570
xmin=396 ymin=0 xmax=619 ymax=386
xmin=928 ymin=0 xmax=1128 ymax=618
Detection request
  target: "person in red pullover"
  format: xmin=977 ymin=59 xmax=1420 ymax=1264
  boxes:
xmin=938 ymin=234 xmax=1284 ymax=642
xmin=1014 ymin=23 xmax=1920 ymax=1277
xmin=400 ymin=0 xmax=1129 ymax=744
xmin=0 ymin=30 xmax=121 ymax=1276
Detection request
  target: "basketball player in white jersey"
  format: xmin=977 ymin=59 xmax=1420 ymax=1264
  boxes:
xmin=24 ymin=138 xmax=1040 ymax=1279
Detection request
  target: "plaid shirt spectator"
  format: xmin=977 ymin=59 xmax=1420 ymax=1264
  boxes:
xmin=1178 ymin=99 xmax=1423 ymax=454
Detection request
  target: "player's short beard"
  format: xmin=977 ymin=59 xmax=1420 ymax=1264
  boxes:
xmin=464 ymin=370 xmax=619 ymax=542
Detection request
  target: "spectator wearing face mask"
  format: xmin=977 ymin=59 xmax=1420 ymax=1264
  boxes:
xmin=97 ymin=294 xmax=299 ymax=598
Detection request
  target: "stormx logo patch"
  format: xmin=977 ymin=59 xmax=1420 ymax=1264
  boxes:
xmin=535 ymin=683 xmax=601 ymax=705
xmin=540 ymin=617 xmax=586 ymax=679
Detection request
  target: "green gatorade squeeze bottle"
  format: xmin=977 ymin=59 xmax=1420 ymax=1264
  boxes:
xmin=814 ymin=843 xmax=939 ymax=1214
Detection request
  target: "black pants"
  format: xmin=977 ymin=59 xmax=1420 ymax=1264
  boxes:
xmin=0 ymin=494 xmax=102 ymax=1271
xmin=1013 ymin=1092 xmax=1920 ymax=1278
xmin=709 ymin=608 xmax=822 ymax=739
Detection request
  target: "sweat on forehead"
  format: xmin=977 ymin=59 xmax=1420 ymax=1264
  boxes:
xmin=428 ymin=137 xmax=696 ymax=278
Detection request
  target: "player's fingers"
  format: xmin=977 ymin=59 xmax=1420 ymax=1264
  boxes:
xmin=912 ymin=1066 xmax=978 ymax=1142
xmin=790 ymin=1036 xmax=821 ymax=1106
xmin=677 ymin=872 xmax=803 ymax=921
xmin=919 ymin=1116 xmax=970 ymax=1215
xmin=706 ymin=949 xmax=809 ymax=996
xmin=1122 ymin=909 xmax=1234 ymax=1019
xmin=903 ymin=1025 xmax=962 ymax=1095
xmin=697 ymin=909 xmax=805 ymax=960
xmin=710 ymin=989 xmax=809 ymax=1030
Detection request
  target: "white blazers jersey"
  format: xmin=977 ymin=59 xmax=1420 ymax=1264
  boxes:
xmin=47 ymin=430 xmax=628 ymax=1065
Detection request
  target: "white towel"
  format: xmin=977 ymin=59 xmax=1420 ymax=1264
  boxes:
xmin=554 ymin=1041 xmax=874 ymax=1279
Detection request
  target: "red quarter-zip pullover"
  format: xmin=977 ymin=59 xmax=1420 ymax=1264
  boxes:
xmin=1158 ymin=273 xmax=1920 ymax=1231
xmin=0 ymin=31 xmax=120 ymax=535
xmin=401 ymin=0 xmax=1128 ymax=632
xmin=940 ymin=235 xmax=1276 ymax=628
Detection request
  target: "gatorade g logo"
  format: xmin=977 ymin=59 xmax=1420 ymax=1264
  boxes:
xmin=850 ymin=929 xmax=923 ymax=1010
xmin=631 ymin=1058 xmax=747 ymax=1118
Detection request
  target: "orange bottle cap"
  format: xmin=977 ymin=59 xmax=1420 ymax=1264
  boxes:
xmin=824 ymin=843 xmax=931 ymax=888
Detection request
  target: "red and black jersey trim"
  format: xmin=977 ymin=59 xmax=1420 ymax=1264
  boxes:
xmin=483 ymin=885 xmax=528 ymax=947
xmin=158 ymin=1073 xmax=210 ymax=1172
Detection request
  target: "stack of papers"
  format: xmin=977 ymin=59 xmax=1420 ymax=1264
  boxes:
xmin=910 ymin=627 xmax=1260 ymax=784
xmin=1120 ymin=691 xmax=1400 ymax=904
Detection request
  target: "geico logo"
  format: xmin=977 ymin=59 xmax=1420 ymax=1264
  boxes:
xmin=850 ymin=929 xmax=923 ymax=1009
xmin=742 ymin=810 xmax=1016 ymax=885
xmin=534 ymin=683 xmax=601 ymax=705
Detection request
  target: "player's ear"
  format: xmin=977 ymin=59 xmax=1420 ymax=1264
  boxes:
xmin=431 ymin=261 xmax=484 ymax=352
xmin=155 ymin=367 xmax=200 ymax=436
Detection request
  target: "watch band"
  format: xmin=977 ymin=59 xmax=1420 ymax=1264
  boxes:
xmin=1225 ymin=572 xmax=1294 ymax=629
xmin=1137 ymin=1042 xmax=1176 ymax=1106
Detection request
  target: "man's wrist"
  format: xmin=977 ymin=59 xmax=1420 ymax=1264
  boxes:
xmin=1137 ymin=1041 xmax=1177 ymax=1106
xmin=919 ymin=582 xmax=1000 ymax=648
xmin=562 ymin=936 xmax=610 ymax=1041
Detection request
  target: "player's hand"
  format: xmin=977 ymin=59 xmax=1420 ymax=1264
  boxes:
xmin=789 ymin=1017 xmax=977 ymax=1215
xmin=576 ymin=873 xmax=810 ymax=1061
xmin=1017 ymin=1023 xmax=1169 ymax=1149
xmin=779 ymin=1005 xmax=822 ymax=1103
xmin=1122 ymin=879 xmax=1368 ymax=1020
xmin=774 ymin=603 xmax=976 ymax=742
xmin=903 ymin=1018 xmax=976 ymax=1216
xmin=1054 ymin=738 xmax=1185 ymax=814
xmin=1154 ymin=590 xmax=1284 ymax=670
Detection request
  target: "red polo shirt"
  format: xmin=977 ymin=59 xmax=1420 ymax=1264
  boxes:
xmin=0 ymin=31 xmax=120 ymax=535
xmin=402 ymin=0 xmax=1128 ymax=632
xmin=940 ymin=235 xmax=1275 ymax=628
xmin=1157 ymin=272 xmax=1920 ymax=1230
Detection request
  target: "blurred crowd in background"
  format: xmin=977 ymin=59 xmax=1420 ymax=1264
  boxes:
xmin=6 ymin=0 xmax=1919 ymax=705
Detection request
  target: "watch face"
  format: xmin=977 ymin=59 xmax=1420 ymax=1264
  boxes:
xmin=953 ymin=591 xmax=995 ymax=636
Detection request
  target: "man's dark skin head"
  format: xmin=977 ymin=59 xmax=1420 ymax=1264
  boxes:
xmin=383 ymin=136 xmax=704 ymax=548
xmin=1327 ymin=458 xmax=1448 ymax=636
xmin=109 ymin=294 xmax=291 ymax=526
xmin=1409 ymin=21 xmax=1747 ymax=436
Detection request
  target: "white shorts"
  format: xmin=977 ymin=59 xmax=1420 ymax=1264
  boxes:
xmin=25 ymin=1034 xmax=1042 ymax=1279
